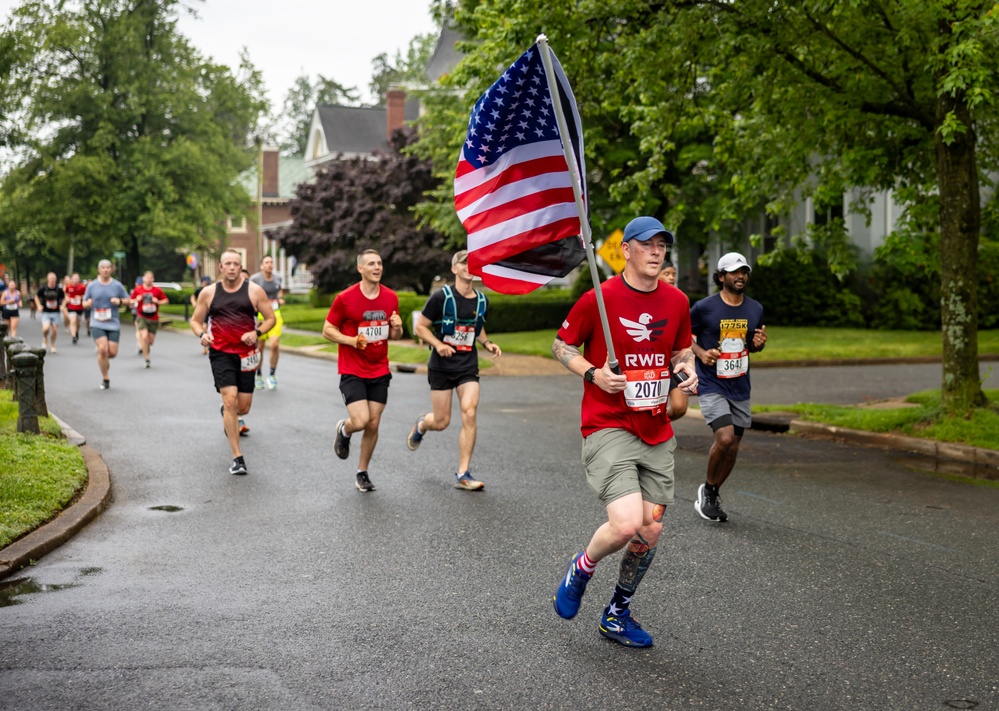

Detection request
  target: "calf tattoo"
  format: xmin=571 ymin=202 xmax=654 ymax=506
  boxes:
xmin=618 ymin=534 xmax=658 ymax=593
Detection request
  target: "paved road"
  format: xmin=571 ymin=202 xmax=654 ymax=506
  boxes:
xmin=2 ymin=318 xmax=998 ymax=710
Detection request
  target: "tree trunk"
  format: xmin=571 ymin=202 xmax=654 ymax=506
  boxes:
xmin=934 ymin=91 xmax=986 ymax=414
xmin=128 ymin=237 xmax=141 ymax=290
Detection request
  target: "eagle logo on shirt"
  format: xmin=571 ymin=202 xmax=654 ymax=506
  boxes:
xmin=619 ymin=313 xmax=668 ymax=342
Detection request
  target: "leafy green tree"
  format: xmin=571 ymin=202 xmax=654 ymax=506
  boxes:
xmin=273 ymin=74 xmax=361 ymax=157
xmin=410 ymin=1 xmax=735 ymax=276
xmin=663 ymin=0 xmax=998 ymax=415
xmin=369 ymin=32 xmax=439 ymax=101
xmin=278 ymin=128 xmax=450 ymax=294
xmin=0 ymin=0 xmax=267 ymax=286
xmin=416 ymin=0 xmax=999 ymax=415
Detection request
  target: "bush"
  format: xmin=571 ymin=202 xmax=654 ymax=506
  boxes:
xmin=571 ymin=264 xmax=608 ymax=300
xmin=977 ymin=241 xmax=999 ymax=329
xmin=309 ymin=289 xmax=334 ymax=309
xmin=867 ymin=231 xmax=940 ymax=330
xmin=749 ymin=250 xmax=864 ymax=327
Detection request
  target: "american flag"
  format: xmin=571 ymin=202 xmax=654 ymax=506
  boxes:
xmin=454 ymin=42 xmax=587 ymax=294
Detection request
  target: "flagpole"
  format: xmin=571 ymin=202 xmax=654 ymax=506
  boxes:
xmin=536 ymin=34 xmax=619 ymax=372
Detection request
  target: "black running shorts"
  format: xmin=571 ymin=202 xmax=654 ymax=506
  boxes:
xmin=339 ymin=373 xmax=391 ymax=405
xmin=427 ymin=367 xmax=479 ymax=391
xmin=209 ymin=350 xmax=256 ymax=393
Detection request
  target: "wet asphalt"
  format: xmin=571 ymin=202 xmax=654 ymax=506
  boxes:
xmin=1 ymin=318 xmax=998 ymax=710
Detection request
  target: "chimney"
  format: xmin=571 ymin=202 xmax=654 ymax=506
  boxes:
xmin=262 ymin=147 xmax=279 ymax=198
xmin=386 ymin=87 xmax=406 ymax=142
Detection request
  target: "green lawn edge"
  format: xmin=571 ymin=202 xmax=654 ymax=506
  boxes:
xmin=0 ymin=401 xmax=88 ymax=549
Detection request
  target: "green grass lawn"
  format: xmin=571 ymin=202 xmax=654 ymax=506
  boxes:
xmin=491 ymin=327 xmax=999 ymax=361
xmin=755 ymin=389 xmax=999 ymax=450
xmin=0 ymin=400 xmax=87 ymax=548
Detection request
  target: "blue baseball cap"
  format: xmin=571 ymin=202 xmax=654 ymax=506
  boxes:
xmin=622 ymin=216 xmax=675 ymax=244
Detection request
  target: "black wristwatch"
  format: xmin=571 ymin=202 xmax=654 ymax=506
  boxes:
xmin=254 ymin=328 xmax=262 ymax=337
xmin=584 ymin=366 xmax=597 ymax=383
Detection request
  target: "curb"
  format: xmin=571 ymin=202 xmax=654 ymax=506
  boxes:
xmin=0 ymin=428 xmax=112 ymax=580
xmin=685 ymin=407 xmax=999 ymax=479
xmin=751 ymin=353 xmax=999 ymax=368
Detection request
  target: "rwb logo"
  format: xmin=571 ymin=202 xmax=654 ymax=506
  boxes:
xmin=624 ymin=353 xmax=667 ymax=368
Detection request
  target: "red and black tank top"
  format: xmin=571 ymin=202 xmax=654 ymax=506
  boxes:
xmin=208 ymin=280 xmax=256 ymax=355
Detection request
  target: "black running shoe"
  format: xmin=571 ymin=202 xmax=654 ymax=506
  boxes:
xmin=229 ymin=457 xmax=248 ymax=476
xmin=355 ymin=471 xmax=375 ymax=492
xmin=695 ymin=483 xmax=728 ymax=522
xmin=100 ymin=380 xmax=110 ymax=390
xmin=334 ymin=419 xmax=350 ymax=460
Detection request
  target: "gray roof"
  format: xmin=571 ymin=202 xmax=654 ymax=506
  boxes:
xmin=316 ymin=99 xmax=420 ymax=155
xmin=425 ymin=25 xmax=465 ymax=83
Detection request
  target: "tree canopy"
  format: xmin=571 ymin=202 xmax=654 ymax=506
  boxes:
xmin=414 ymin=0 xmax=999 ymax=414
xmin=273 ymin=74 xmax=362 ymax=157
xmin=279 ymin=129 xmax=450 ymax=294
xmin=0 ymin=0 xmax=268 ymax=284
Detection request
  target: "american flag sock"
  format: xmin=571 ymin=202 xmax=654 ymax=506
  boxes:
xmin=578 ymin=550 xmax=597 ymax=577
xmin=607 ymin=584 xmax=633 ymax=615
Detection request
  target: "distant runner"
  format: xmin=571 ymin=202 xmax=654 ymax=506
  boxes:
xmin=35 ymin=273 xmax=64 ymax=353
xmin=130 ymin=271 xmax=169 ymax=369
xmin=64 ymin=273 xmax=87 ymax=345
xmin=82 ymin=260 xmax=132 ymax=390
xmin=250 ymin=255 xmax=284 ymax=390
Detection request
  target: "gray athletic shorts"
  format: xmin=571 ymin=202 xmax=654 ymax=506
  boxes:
xmin=581 ymin=428 xmax=676 ymax=506
xmin=41 ymin=312 xmax=60 ymax=326
xmin=699 ymin=392 xmax=752 ymax=430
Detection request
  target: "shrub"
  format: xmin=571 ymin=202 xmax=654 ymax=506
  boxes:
xmin=748 ymin=250 xmax=861 ymax=326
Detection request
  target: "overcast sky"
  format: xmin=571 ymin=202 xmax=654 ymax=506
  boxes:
xmin=0 ymin=0 xmax=440 ymax=106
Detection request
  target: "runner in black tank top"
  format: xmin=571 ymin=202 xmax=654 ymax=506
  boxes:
xmin=190 ymin=251 xmax=276 ymax=477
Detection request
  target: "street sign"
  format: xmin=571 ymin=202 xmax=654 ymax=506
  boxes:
xmin=112 ymin=251 xmax=126 ymax=259
xmin=597 ymin=229 xmax=625 ymax=274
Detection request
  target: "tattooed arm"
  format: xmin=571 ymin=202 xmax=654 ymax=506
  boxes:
xmin=552 ymin=336 xmax=588 ymax=376
xmin=671 ymin=346 xmax=698 ymax=392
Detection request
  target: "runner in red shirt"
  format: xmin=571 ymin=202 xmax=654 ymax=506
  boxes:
xmin=323 ymin=249 xmax=404 ymax=492
xmin=130 ymin=271 xmax=170 ymax=368
xmin=64 ymin=273 xmax=87 ymax=345
xmin=550 ymin=216 xmax=697 ymax=649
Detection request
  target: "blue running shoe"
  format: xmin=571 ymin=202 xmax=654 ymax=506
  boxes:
xmin=406 ymin=416 xmax=425 ymax=451
xmin=553 ymin=551 xmax=591 ymax=619
xmin=599 ymin=608 xmax=654 ymax=648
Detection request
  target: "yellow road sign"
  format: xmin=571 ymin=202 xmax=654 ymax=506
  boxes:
xmin=597 ymin=229 xmax=626 ymax=274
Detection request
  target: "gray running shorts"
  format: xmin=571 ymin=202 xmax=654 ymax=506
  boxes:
xmin=698 ymin=392 xmax=752 ymax=429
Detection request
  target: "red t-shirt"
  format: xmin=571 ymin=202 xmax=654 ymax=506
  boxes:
xmin=130 ymin=285 xmax=167 ymax=321
xmin=64 ymin=283 xmax=87 ymax=312
xmin=558 ymin=275 xmax=692 ymax=445
xmin=326 ymin=283 xmax=399 ymax=378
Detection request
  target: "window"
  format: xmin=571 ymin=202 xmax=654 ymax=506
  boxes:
xmin=814 ymin=198 xmax=844 ymax=227
xmin=227 ymin=215 xmax=247 ymax=233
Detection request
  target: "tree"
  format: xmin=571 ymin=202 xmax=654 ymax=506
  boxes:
xmin=416 ymin=0 xmax=999 ymax=415
xmin=410 ymin=2 xmax=737 ymax=273
xmin=0 ymin=0 xmax=267 ymax=286
xmin=645 ymin=0 xmax=998 ymax=415
xmin=369 ymin=32 xmax=438 ymax=101
xmin=273 ymin=74 xmax=361 ymax=157
xmin=278 ymin=128 xmax=450 ymax=294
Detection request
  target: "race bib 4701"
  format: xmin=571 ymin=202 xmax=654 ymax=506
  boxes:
xmin=359 ymin=320 xmax=389 ymax=344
